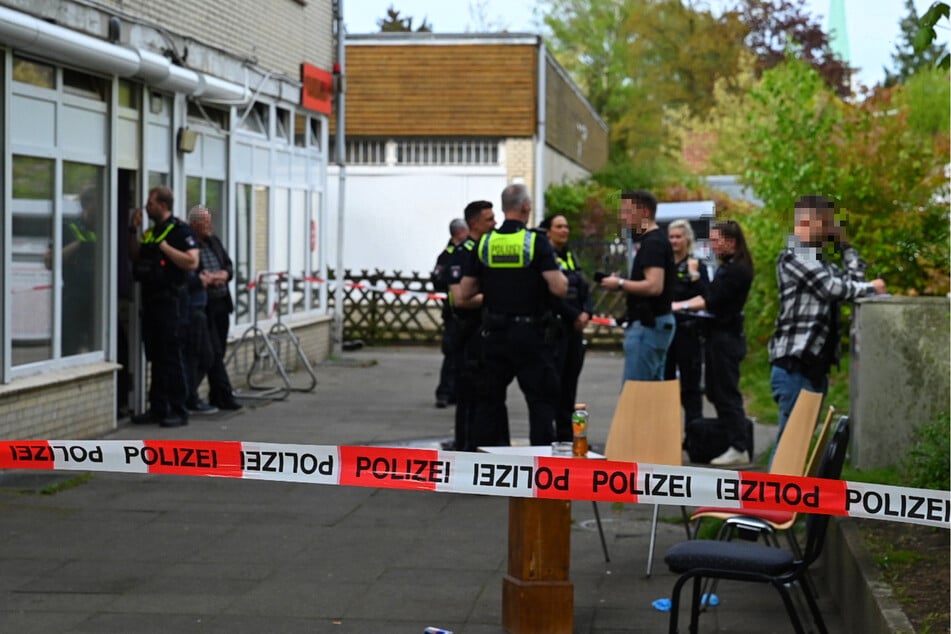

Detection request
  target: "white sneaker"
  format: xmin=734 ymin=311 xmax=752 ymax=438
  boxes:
xmin=710 ymin=447 xmax=750 ymax=466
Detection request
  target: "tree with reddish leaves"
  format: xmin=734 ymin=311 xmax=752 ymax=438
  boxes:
xmin=735 ymin=0 xmax=852 ymax=96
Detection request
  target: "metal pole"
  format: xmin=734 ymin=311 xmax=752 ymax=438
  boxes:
xmin=332 ymin=0 xmax=347 ymax=354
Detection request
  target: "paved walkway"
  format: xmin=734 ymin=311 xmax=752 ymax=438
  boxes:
xmin=0 ymin=347 xmax=845 ymax=633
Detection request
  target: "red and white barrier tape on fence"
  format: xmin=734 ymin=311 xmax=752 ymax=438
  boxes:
xmin=244 ymin=275 xmax=448 ymax=302
xmin=1 ymin=440 xmax=947 ymax=529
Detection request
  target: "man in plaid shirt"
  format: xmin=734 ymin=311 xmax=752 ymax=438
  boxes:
xmin=768 ymin=195 xmax=886 ymax=440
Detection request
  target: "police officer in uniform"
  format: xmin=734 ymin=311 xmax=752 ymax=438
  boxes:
xmin=446 ymin=200 xmax=502 ymax=451
xmin=539 ymin=213 xmax=593 ymax=442
xmin=456 ymin=184 xmax=568 ymax=447
xmin=431 ymin=218 xmax=470 ymax=408
xmin=129 ymin=186 xmax=200 ymax=427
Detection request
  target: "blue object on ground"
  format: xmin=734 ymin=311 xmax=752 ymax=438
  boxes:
xmin=652 ymin=598 xmax=672 ymax=611
xmin=701 ymin=593 xmax=720 ymax=607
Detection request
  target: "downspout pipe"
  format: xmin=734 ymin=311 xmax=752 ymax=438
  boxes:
xmin=332 ymin=0 xmax=347 ymax=354
xmin=534 ymin=38 xmax=547 ymax=225
xmin=0 ymin=6 xmax=247 ymax=103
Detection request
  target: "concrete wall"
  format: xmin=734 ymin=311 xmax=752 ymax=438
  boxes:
xmin=850 ymin=296 xmax=951 ymax=469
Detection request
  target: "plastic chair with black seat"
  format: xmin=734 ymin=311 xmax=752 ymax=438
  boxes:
xmin=604 ymin=379 xmax=689 ymax=576
xmin=663 ymin=415 xmax=851 ymax=634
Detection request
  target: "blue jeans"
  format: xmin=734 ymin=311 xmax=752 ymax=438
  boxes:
xmin=623 ymin=314 xmax=676 ymax=382
xmin=770 ymin=364 xmax=827 ymax=441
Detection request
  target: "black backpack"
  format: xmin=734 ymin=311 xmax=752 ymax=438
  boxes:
xmin=683 ymin=417 xmax=754 ymax=464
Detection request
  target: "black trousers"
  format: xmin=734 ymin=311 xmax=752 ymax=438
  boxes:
xmin=141 ymin=293 xmax=188 ymax=419
xmin=704 ymin=328 xmax=748 ymax=451
xmin=435 ymin=311 xmax=458 ymax=402
xmin=473 ymin=323 xmax=559 ymax=447
xmin=205 ymin=298 xmax=236 ymax=405
xmin=452 ymin=319 xmax=505 ymax=451
xmin=553 ymin=325 xmax=586 ymax=442
xmin=664 ymin=318 xmax=705 ymax=423
xmin=185 ymin=305 xmax=214 ymax=405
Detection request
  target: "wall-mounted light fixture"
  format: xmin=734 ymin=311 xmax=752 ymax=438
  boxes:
xmin=177 ymin=127 xmax=197 ymax=153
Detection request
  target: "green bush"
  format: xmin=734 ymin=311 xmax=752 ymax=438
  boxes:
xmin=902 ymin=413 xmax=951 ymax=490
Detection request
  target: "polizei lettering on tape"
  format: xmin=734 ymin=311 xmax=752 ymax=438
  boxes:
xmin=717 ymin=477 xmax=820 ymax=507
xmin=242 ymin=450 xmax=333 ymax=475
xmin=592 ymin=470 xmax=692 ymax=497
xmin=846 ymin=488 xmax=950 ymax=524
xmin=7 ymin=444 xmax=103 ymax=463
xmin=471 ymin=462 xmax=569 ymax=491
xmin=124 ymin=446 xmax=218 ymax=469
xmin=355 ymin=456 xmax=451 ymax=484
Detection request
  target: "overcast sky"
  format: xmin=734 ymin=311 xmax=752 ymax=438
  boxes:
xmin=343 ymin=0 xmax=949 ymax=88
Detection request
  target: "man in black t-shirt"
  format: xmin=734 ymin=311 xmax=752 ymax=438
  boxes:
xmin=601 ymin=190 xmax=676 ymax=381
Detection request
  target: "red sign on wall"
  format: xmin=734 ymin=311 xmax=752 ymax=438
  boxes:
xmin=300 ymin=63 xmax=333 ymax=115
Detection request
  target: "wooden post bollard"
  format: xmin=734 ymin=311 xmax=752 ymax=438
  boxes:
xmin=502 ymin=497 xmax=573 ymax=633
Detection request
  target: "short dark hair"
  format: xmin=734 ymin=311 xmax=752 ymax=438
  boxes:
xmin=464 ymin=200 xmax=493 ymax=224
xmin=149 ymin=185 xmax=174 ymax=210
xmin=794 ymin=195 xmax=835 ymax=211
xmin=620 ymin=189 xmax=657 ymax=218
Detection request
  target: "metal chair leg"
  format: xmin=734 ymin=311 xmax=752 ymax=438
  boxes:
xmin=591 ymin=501 xmax=610 ymax=562
xmin=646 ymin=503 xmax=659 ymax=577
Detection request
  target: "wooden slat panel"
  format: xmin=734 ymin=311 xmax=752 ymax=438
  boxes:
xmin=544 ymin=64 xmax=609 ymax=172
xmin=336 ymin=44 xmax=537 ymax=136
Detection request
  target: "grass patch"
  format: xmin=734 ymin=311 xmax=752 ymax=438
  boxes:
xmin=40 ymin=472 xmax=92 ymax=495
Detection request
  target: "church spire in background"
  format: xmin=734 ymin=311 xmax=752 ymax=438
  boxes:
xmin=828 ymin=0 xmax=850 ymax=64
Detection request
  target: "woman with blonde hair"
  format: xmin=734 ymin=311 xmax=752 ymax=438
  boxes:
xmin=665 ymin=219 xmax=709 ymax=423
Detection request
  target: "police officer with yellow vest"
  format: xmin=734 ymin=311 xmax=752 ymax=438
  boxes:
xmin=456 ymin=184 xmax=568 ymax=447
xmin=129 ymin=185 xmax=200 ymax=427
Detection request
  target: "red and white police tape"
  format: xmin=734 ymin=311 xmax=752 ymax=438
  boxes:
xmin=2 ymin=440 xmax=947 ymax=529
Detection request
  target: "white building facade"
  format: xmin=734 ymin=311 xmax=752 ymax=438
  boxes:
xmin=0 ymin=0 xmax=336 ymax=439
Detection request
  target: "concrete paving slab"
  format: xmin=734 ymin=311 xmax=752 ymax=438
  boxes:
xmin=0 ymin=347 xmax=846 ymax=633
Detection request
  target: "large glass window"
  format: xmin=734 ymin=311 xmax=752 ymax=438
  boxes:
xmin=309 ymin=191 xmax=323 ymax=310
xmin=290 ymin=189 xmax=307 ymax=313
xmin=60 ymin=163 xmax=105 ymax=356
xmin=187 ymin=176 xmax=226 ymax=237
xmin=272 ymin=188 xmax=290 ymax=316
xmin=12 ymin=57 xmax=55 ymax=89
xmin=11 ymin=156 xmax=55 ymax=365
xmin=253 ymin=186 xmax=270 ymax=323
xmin=235 ymin=183 xmax=253 ymax=325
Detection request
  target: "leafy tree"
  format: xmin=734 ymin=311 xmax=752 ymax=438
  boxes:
xmin=377 ymin=5 xmax=432 ymax=32
xmin=884 ymin=0 xmax=949 ymax=86
xmin=915 ymin=1 xmax=950 ymax=69
xmin=736 ymin=0 xmax=853 ymax=96
xmin=541 ymin=0 xmax=746 ymax=183
xmin=738 ymin=58 xmax=949 ymax=345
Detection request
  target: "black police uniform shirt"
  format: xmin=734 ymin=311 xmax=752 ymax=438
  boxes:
xmin=553 ymin=246 xmax=593 ymax=324
xmin=445 ymin=237 xmax=479 ymax=320
xmin=462 ymin=219 xmax=560 ymax=316
xmin=139 ymin=217 xmax=199 ymax=292
xmin=625 ymin=227 xmax=676 ymax=324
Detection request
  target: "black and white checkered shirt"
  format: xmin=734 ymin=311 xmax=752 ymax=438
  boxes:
xmin=768 ymin=236 xmax=877 ymax=365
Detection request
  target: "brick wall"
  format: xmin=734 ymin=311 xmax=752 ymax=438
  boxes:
xmin=0 ymin=364 xmax=116 ymax=440
xmin=504 ymin=138 xmax=535 ymax=198
xmin=2 ymin=0 xmax=334 ymax=77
